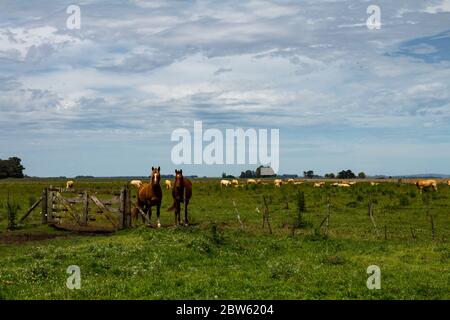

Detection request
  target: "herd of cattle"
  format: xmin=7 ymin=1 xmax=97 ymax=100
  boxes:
xmin=60 ymin=175 xmax=448 ymax=227
xmin=217 ymin=178 xmax=446 ymax=192
xmin=64 ymin=177 xmax=449 ymax=193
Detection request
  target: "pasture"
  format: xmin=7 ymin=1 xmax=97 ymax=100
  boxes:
xmin=0 ymin=178 xmax=449 ymax=299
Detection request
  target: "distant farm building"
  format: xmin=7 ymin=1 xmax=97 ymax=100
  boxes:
xmin=259 ymin=166 xmax=276 ymax=178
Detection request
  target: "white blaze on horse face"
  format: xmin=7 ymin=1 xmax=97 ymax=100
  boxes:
xmin=171 ymin=128 xmax=191 ymax=164
xmin=258 ymin=128 xmax=280 ymax=174
xmin=203 ymin=128 xmax=224 ymax=165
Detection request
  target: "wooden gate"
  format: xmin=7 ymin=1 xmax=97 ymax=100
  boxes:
xmin=21 ymin=186 xmax=132 ymax=231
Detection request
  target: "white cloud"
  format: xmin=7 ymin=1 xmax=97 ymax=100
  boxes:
xmin=425 ymin=0 xmax=450 ymax=13
xmin=0 ymin=26 xmax=80 ymax=61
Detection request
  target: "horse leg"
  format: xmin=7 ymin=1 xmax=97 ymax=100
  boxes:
xmin=156 ymin=205 xmax=161 ymax=228
xmin=184 ymin=200 xmax=189 ymax=226
xmin=148 ymin=206 xmax=153 ymax=226
xmin=177 ymin=201 xmax=181 ymax=226
xmin=173 ymin=201 xmax=178 ymax=226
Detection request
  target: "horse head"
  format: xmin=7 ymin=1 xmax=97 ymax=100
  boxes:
xmin=174 ymin=169 xmax=184 ymax=193
xmin=151 ymin=166 xmax=161 ymax=186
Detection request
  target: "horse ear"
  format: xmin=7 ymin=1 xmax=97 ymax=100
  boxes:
xmin=158 ymin=166 xmax=160 ymax=172
xmin=180 ymin=169 xmax=183 ymax=174
xmin=175 ymin=169 xmax=178 ymax=174
xmin=152 ymin=166 xmax=154 ymax=171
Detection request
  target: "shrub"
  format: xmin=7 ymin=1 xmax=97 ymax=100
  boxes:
xmin=6 ymin=193 xmax=19 ymax=230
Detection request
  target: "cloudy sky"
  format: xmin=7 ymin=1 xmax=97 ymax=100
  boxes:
xmin=1 ymin=0 xmax=450 ymax=177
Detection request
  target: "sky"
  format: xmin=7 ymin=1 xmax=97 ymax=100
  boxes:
xmin=0 ymin=0 xmax=450 ymax=177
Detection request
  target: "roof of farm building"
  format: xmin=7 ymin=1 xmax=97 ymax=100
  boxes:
xmin=260 ymin=167 xmax=275 ymax=176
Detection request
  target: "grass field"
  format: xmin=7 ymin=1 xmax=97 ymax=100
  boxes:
xmin=0 ymin=178 xmax=449 ymax=299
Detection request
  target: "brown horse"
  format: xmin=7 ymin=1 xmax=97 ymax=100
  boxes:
xmin=168 ymin=169 xmax=192 ymax=226
xmin=136 ymin=166 xmax=163 ymax=227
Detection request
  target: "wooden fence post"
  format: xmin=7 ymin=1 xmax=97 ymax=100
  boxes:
xmin=120 ymin=186 xmax=131 ymax=229
xmin=119 ymin=187 xmax=125 ymax=229
xmin=125 ymin=186 xmax=131 ymax=228
xmin=81 ymin=191 xmax=89 ymax=226
xmin=41 ymin=188 xmax=48 ymax=224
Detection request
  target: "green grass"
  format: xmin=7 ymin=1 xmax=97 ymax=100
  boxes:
xmin=0 ymin=178 xmax=449 ymax=299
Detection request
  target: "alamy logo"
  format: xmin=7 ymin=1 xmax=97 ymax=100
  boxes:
xmin=66 ymin=5 xmax=81 ymax=30
xmin=366 ymin=265 xmax=381 ymax=290
xmin=366 ymin=5 xmax=381 ymax=30
xmin=66 ymin=265 xmax=81 ymax=290
xmin=171 ymin=121 xmax=280 ymax=173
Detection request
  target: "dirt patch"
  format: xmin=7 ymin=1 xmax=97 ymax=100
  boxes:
xmin=0 ymin=232 xmax=70 ymax=244
xmin=49 ymin=223 xmax=116 ymax=233
xmin=0 ymin=225 xmax=114 ymax=245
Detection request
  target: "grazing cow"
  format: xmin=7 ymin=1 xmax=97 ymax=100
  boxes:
xmin=370 ymin=182 xmax=379 ymax=186
xmin=136 ymin=167 xmax=163 ymax=228
xmin=220 ymin=179 xmax=231 ymax=188
xmin=231 ymin=179 xmax=239 ymax=186
xmin=348 ymin=181 xmax=357 ymax=186
xmin=66 ymin=180 xmax=74 ymax=189
xmin=447 ymin=180 xmax=450 ymax=186
xmin=338 ymin=183 xmax=351 ymax=187
xmin=287 ymin=178 xmax=295 ymax=184
xmin=168 ymin=169 xmax=192 ymax=226
xmin=165 ymin=179 xmax=172 ymax=189
xmin=274 ymin=179 xmax=283 ymax=188
xmin=294 ymin=181 xmax=303 ymax=185
xmin=247 ymin=179 xmax=257 ymax=185
xmin=256 ymin=179 xmax=263 ymax=184
xmin=314 ymin=182 xmax=325 ymax=188
xmin=416 ymin=179 xmax=438 ymax=193
xmin=130 ymin=180 xmax=143 ymax=189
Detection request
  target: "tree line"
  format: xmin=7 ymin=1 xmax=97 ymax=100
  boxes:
xmin=0 ymin=157 xmax=25 ymax=179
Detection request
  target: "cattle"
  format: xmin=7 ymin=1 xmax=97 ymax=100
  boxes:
xmin=314 ymin=182 xmax=325 ymax=188
xmin=332 ymin=182 xmax=350 ymax=187
xmin=287 ymin=178 xmax=295 ymax=184
xmin=66 ymin=180 xmax=74 ymax=189
xmin=338 ymin=183 xmax=351 ymax=187
xmin=274 ymin=179 xmax=283 ymax=188
xmin=447 ymin=180 xmax=450 ymax=186
xmin=247 ymin=179 xmax=257 ymax=185
xmin=416 ymin=179 xmax=438 ymax=193
xmin=130 ymin=180 xmax=143 ymax=189
xmin=165 ymin=179 xmax=172 ymax=189
xmin=231 ymin=179 xmax=239 ymax=186
xmin=294 ymin=181 xmax=303 ymax=185
xmin=370 ymin=182 xmax=379 ymax=186
xmin=220 ymin=179 xmax=231 ymax=187
xmin=348 ymin=181 xmax=357 ymax=186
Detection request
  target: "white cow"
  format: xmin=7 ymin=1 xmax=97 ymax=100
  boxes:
xmin=130 ymin=180 xmax=143 ymax=189
xmin=220 ymin=179 xmax=231 ymax=188
xmin=274 ymin=179 xmax=283 ymax=188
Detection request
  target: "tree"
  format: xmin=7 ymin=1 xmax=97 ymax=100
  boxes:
xmin=222 ymin=172 xmax=227 ymax=178
xmin=324 ymin=173 xmax=335 ymax=179
xmin=337 ymin=169 xmax=356 ymax=179
xmin=303 ymin=170 xmax=314 ymax=179
xmin=0 ymin=157 xmax=25 ymax=179
xmin=240 ymin=170 xmax=256 ymax=178
xmin=358 ymin=172 xmax=366 ymax=179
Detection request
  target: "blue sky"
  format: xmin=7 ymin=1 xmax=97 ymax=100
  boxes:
xmin=1 ymin=0 xmax=450 ymax=177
